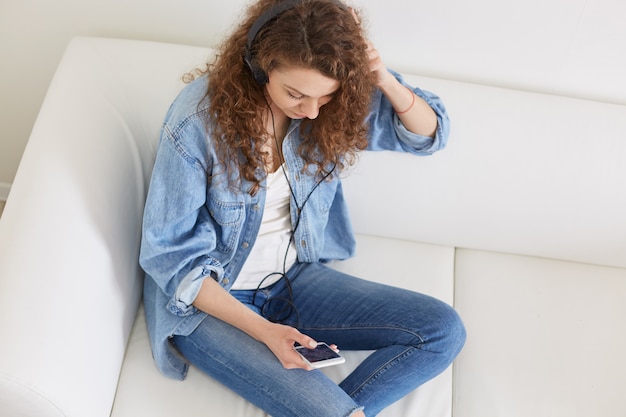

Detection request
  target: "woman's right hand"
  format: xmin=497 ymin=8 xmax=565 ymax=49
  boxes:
xmin=191 ymin=277 xmax=318 ymax=370
xmin=260 ymin=322 xmax=319 ymax=370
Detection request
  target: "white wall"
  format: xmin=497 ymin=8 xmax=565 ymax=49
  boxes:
xmin=2 ymin=0 xmax=625 ymax=191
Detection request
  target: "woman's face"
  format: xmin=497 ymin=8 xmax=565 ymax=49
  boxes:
xmin=265 ymin=65 xmax=339 ymax=120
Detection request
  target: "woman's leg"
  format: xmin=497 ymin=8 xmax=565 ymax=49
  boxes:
xmin=171 ymin=298 xmax=363 ymax=417
xmin=274 ymin=262 xmax=466 ymax=417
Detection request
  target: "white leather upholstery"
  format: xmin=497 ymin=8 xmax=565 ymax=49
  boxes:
xmin=0 ymin=37 xmax=625 ymax=417
xmin=343 ymin=81 xmax=626 ymax=269
xmin=454 ymin=249 xmax=626 ymax=417
xmin=0 ymin=38 xmax=209 ymax=417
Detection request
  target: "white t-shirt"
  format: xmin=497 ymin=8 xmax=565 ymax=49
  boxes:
xmin=231 ymin=166 xmax=298 ymax=290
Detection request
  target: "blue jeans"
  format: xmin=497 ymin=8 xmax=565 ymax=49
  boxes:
xmin=172 ymin=262 xmax=466 ymax=417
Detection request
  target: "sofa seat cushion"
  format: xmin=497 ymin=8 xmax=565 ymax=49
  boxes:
xmin=111 ymin=234 xmax=455 ymax=417
xmin=454 ymin=249 xmax=626 ymax=417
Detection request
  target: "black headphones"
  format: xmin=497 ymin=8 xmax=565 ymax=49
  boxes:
xmin=243 ymin=0 xmax=345 ymax=85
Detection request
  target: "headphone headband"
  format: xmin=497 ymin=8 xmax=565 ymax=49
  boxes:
xmin=244 ymin=0 xmax=345 ymax=84
xmin=246 ymin=0 xmax=303 ymax=55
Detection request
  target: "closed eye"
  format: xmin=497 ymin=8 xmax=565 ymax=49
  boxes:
xmin=288 ymin=91 xmax=304 ymax=100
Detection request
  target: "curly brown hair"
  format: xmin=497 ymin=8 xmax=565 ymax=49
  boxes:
xmin=205 ymin=0 xmax=374 ymax=195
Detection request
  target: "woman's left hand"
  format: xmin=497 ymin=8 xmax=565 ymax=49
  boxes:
xmin=365 ymin=40 xmax=438 ymax=137
xmin=349 ymin=7 xmax=394 ymax=89
xmin=366 ymin=41 xmax=395 ymax=89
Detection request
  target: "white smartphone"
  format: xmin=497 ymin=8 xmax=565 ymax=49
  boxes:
xmin=295 ymin=342 xmax=346 ymax=369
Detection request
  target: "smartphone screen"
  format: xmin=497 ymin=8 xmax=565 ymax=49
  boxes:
xmin=295 ymin=342 xmax=345 ymax=368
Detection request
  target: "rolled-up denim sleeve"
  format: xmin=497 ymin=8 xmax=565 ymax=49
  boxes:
xmin=367 ymin=69 xmax=450 ymax=155
xmin=167 ymin=264 xmax=222 ymax=316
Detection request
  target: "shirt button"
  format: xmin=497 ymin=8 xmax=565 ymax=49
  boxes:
xmin=253 ymin=204 xmax=261 ymax=210
xmin=242 ymin=242 xmax=250 ymax=249
xmin=301 ymin=240 xmax=307 ymax=248
xmin=222 ymin=278 xmax=230 ymax=285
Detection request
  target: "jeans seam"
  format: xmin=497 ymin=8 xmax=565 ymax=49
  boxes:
xmin=346 ymin=346 xmax=417 ymax=398
xmin=298 ymin=324 xmax=427 ymax=346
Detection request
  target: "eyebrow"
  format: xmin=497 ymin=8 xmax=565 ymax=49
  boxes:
xmin=285 ymin=84 xmax=335 ymax=98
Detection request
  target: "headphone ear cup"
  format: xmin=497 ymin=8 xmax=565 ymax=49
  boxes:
xmin=244 ymin=48 xmax=269 ymax=85
xmin=252 ymin=66 xmax=269 ymax=85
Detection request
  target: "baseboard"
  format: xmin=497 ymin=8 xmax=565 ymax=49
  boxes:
xmin=0 ymin=182 xmax=11 ymax=201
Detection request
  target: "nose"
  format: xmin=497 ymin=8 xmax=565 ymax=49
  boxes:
xmin=301 ymin=98 xmax=320 ymax=119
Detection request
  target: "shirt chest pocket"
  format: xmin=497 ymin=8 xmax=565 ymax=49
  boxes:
xmin=314 ymin=178 xmax=339 ymax=213
xmin=207 ymin=196 xmax=245 ymax=253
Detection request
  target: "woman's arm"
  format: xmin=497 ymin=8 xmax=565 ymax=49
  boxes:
xmin=192 ymin=277 xmax=319 ymax=370
xmin=367 ymin=42 xmax=438 ymax=138
xmin=143 ymin=126 xmax=318 ymax=370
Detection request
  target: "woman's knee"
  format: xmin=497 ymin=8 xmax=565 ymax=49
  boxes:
xmin=433 ymin=302 xmax=466 ymax=360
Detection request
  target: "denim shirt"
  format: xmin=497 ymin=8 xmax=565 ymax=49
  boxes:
xmin=140 ymin=70 xmax=450 ymax=380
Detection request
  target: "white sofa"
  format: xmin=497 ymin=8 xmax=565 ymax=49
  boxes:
xmin=1 ymin=37 xmax=625 ymax=417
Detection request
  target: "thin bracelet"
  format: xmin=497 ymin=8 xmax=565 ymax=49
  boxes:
xmin=396 ymin=86 xmax=416 ymax=115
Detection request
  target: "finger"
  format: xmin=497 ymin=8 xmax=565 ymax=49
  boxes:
xmin=294 ymin=333 xmax=318 ymax=349
xmin=285 ymin=349 xmax=314 ymax=371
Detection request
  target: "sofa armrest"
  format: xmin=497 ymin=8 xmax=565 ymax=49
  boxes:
xmin=0 ymin=37 xmax=208 ymax=417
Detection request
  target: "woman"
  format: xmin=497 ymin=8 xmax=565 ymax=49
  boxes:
xmin=140 ymin=0 xmax=466 ymax=416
